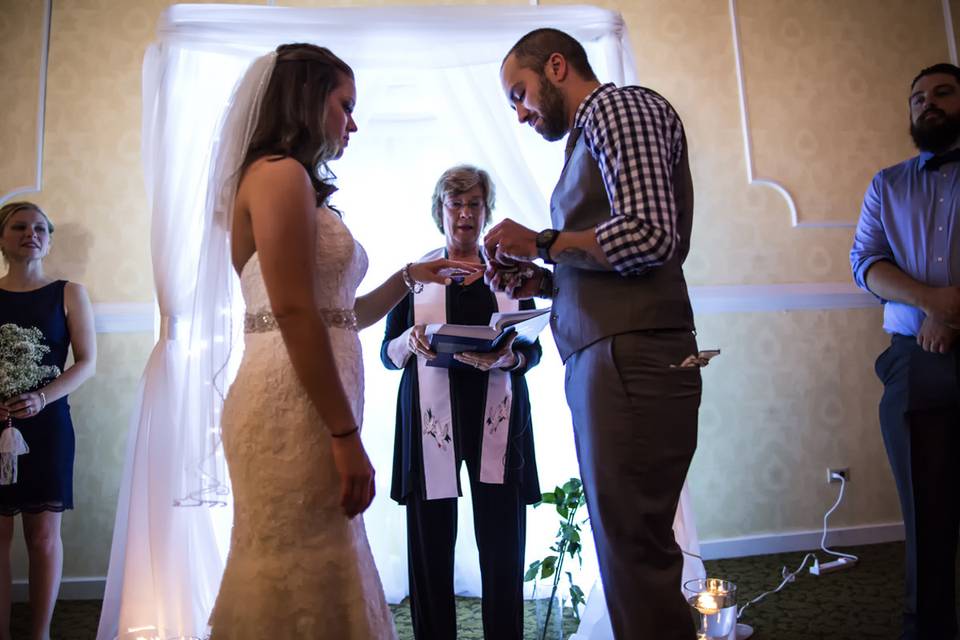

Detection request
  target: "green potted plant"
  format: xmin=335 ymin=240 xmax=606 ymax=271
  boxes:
xmin=525 ymin=477 xmax=588 ymax=640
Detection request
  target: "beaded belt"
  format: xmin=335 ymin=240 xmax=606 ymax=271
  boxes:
xmin=244 ymin=308 xmax=359 ymax=333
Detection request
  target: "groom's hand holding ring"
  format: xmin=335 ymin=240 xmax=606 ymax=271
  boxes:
xmin=483 ymin=218 xmax=538 ymax=264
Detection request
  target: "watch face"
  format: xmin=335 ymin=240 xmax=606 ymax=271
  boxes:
xmin=536 ymin=229 xmax=558 ymax=248
xmin=536 ymin=229 xmax=559 ymax=264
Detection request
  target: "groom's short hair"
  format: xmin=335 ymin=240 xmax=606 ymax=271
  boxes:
xmin=503 ymin=28 xmax=598 ymax=81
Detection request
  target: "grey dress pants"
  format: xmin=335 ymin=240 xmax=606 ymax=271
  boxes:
xmin=564 ymin=330 xmax=701 ymax=640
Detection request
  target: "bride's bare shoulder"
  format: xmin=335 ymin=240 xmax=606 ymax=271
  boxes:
xmin=241 ymin=156 xmax=310 ymax=188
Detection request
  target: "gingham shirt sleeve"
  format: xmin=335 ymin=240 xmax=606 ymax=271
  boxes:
xmin=583 ymin=87 xmax=685 ymax=275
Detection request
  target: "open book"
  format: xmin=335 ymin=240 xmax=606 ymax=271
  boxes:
xmin=425 ymin=307 xmax=551 ymax=369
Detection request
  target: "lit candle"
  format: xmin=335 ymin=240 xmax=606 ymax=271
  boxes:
xmin=684 ymin=578 xmax=737 ymax=639
xmin=698 ymin=584 xmax=734 ymax=638
xmin=695 ymin=592 xmax=719 ymax=615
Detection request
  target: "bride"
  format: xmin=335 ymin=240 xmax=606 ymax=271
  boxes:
xmin=206 ymin=44 xmax=478 ymax=639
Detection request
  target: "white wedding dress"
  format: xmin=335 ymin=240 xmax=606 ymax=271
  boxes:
xmin=209 ymin=208 xmax=397 ymax=639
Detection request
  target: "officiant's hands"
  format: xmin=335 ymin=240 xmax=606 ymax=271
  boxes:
xmin=330 ymin=434 xmax=375 ymax=518
xmin=454 ymin=332 xmax=520 ymax=372
xmin=408 ymin=324 xmax=437 ymax=360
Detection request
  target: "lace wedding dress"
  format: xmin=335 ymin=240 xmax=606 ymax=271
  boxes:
xmin=209 ymin=209 xmax=397 ymax=639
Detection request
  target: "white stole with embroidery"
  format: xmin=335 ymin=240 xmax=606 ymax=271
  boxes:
xmin=412 ymin=248 xmax=519 ymax=500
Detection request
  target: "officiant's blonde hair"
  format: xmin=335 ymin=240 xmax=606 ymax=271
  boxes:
xmin=0 ymin=201 xmax=54 ymax=236
xmin=430 ymin=165 xmax=496 ymax=234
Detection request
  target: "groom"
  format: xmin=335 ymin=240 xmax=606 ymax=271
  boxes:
xmin=484 ymin=28 xmax=700 ymax=639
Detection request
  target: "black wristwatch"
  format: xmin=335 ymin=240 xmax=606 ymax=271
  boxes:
xmin=535 ymin=229 xmax=560 ymax=264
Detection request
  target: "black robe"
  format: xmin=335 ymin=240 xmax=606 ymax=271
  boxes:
xmin=381 ymin=277 xmax=541 ymax=505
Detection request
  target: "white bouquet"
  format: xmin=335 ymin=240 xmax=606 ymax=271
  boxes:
xmin=0 ymin=324 xmax=61 ymax=485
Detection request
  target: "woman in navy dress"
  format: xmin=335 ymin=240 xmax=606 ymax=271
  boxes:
xmin=0 ymin=202 xmax=95 ymax=640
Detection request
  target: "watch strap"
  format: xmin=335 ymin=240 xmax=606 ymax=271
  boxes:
xmin=536 ymin=229 xmax=559 ymax=264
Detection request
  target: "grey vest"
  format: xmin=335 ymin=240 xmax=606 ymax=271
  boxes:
xmin=549 ymin=127 xmax=696 ymax=362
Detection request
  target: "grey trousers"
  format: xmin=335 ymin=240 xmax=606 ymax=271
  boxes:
xmin=565 ymin=330 xmax=701 ymax=640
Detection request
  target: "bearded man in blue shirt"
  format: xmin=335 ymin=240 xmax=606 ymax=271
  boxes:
xmin=851 ymin=63 xmax=960 ymax=640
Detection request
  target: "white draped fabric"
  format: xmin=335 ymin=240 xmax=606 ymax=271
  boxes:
xmin=97 ymin=4 xmax=697 ymax=639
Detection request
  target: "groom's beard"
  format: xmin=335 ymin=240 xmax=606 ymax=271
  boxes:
xmin=535 ymin=74 xmax=569 ymax=142
xmin=910 ymin=108 xmax=960 ymax=153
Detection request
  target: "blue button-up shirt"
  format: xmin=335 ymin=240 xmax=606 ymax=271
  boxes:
xmin=850 ymin=151 xmax=960 ymax=336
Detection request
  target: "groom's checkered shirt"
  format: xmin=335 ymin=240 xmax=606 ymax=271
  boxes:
xmin=573 ymin=83 xmax=687 ymax=276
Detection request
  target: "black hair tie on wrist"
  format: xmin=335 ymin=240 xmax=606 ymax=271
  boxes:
xmin=331 ymin=426 xmax=360 ymax=439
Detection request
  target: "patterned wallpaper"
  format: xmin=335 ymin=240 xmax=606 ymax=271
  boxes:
xmin=0 ymin=1 xmax=43 ymax=195
xmin=694 ymin=308 xmax=896 ymax=537
xmin=740 ymin=0 xmax=941 ymax=227
xmin=0 ymin=0 xmax=954 ymax=582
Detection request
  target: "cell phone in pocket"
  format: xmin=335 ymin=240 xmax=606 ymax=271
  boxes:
xmin=698 ymin=349 xmax=721 ymax=362
xmin=671 ymin=348 xmax=721 ymax=368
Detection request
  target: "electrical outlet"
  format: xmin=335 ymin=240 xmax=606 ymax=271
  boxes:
xmin=827 ymin=467 xmax=850 ymax=483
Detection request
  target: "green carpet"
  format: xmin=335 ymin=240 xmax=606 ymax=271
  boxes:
xmin=701 ymin=541 xmax=955 ymax=639
xmin=388 ymin=598 xmax=579 ymax=640
xmin=12 ymin=542 xmax=959 ymax=639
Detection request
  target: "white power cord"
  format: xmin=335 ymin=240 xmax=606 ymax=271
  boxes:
xmin=677 ymin=475 xmax=858 ymax=639
xmin=736 ymin=552 xmax=816 ymax=618
xmin=736 ymin=471 xmax=859 ymax=620
xmin=813 ymin=472 xmax=860 ymax=564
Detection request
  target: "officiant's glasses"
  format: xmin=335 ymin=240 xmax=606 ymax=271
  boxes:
xmin=444 ymin=199 xmax=484 ymax=213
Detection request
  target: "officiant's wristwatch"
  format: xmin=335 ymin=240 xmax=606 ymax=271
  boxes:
xmin=535 ymin=229 xmax=560 ymax=264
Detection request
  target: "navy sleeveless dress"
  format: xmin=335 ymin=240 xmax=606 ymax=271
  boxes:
xmin=0 ymin=280 xmax=75 ymax=514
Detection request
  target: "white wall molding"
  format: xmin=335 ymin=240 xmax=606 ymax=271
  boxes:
xmin=689 ymin=282 xmax=878 ymax=315
xmin=90 ymin=285 xmax=877 ymax=335
xmin=701 ymin=521 xmax=905 ymax=560
xmin=728 ymin=0 xmax=840 ymax=228
xmin=93 ymin=303 xmax=155 ymax=334
xmin=944 ymin=0 xmax=958 ymax=65
xmin=727 ymin=0 xmax=957 ymax=229
xmin=0 ymin=0 xmax=51 ymax=207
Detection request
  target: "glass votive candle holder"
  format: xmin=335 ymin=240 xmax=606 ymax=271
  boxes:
xmin=682 ymin=578 xmax=738 ymax=640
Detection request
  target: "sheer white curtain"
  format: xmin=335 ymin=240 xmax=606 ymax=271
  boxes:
xmin=97 ymin=5 xmax=676 ymax=639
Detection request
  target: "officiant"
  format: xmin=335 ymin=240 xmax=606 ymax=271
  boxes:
xmin=381 ymin=165 xmax=541 ymax=640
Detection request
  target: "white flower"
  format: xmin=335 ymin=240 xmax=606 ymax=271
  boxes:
xmin=0 ymin=324 xmax=60 ymax=401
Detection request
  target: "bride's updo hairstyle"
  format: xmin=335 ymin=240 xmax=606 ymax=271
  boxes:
xmin=241 ymin=43 xmax=354 ymax=203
